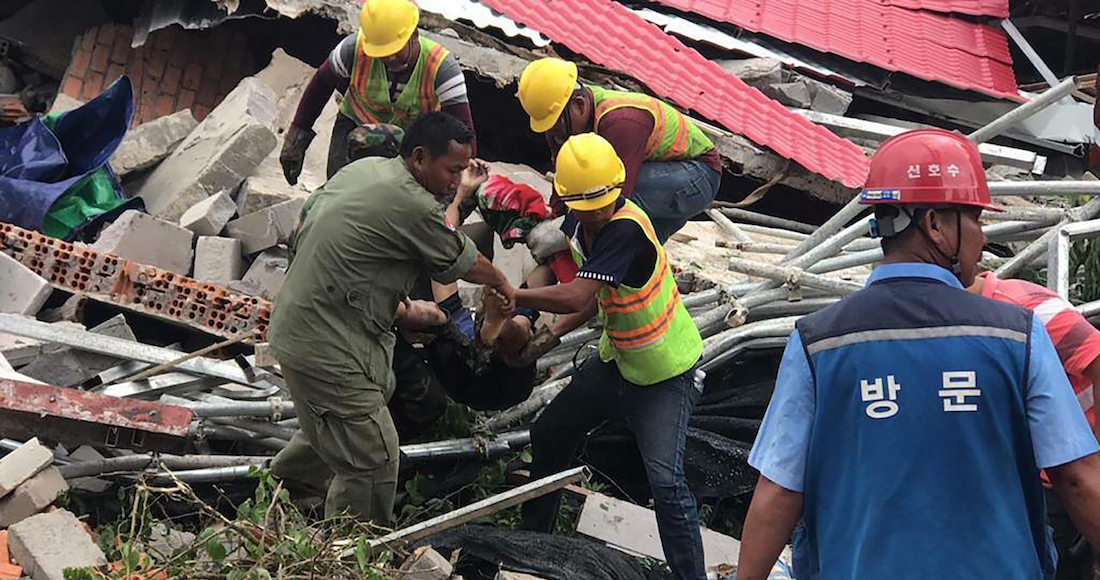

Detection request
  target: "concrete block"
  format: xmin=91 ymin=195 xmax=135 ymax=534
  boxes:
xmin=232 ymin=249 xmax=288 ymax=300
xmin=766 ymin=81 xmax=813 ymax=109
xmin=0 ymin=438 xmax=51 ymax=498
xmin=0 ymin=321 xmax=84 ymax=368
xmin=718 ymin=57 xmax=783 ymax=88
xmin=179 ymin=192 xmax=237 ymax=236
xmin=92 ymin=210 xmax=195 ymax=274
xmin=137 ymin=78 xmax=278 ymax=221
xmin=0 ymin=466 xmax=68 ymax=527
xmin=398 ymin=546 xmax=452 ymax=580
xmin=809 ymin=82 xmax=853 ymax=115
xmin=193 ymin=236 xmax=245 ymax=284
xmin=38 ymin=295 xmax=87 ymax=324
xmin=144 ymin=523 xmax=196 ymax=558
xmin=236 ymin=176 xmax=296 ymax=216
xmin=110 ymin=110 xmax=199 ymax=177
xmin=20 ymin=314 xmax=135 ymax=387
xmin=8 ymin=509 xmax=108 ymax=580
xmin=0 ymin=253 xmax=51 ymax=315
xmin=225 ymin=197 xmax=304 ymax=255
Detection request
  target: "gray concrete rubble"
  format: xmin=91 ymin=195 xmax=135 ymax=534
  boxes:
xmin=237 ymin=177 xmax=297 ymax=216
xmin=0 ymin=466 xmax=68 ymax=527
xmin=719 ymin=57 xmax=783 ymax=87
xmin=8 ymin=509 xmax=108 ymax=580
xmin=92 ymin=210 xmax=195 ymax=275
xmin=225 ymin=197 xmax=305 ymax=255
xmin=19 ymin=314 xmax=135 ymax=388
xmin=0 ymin=253 xmax=51 ymax=316
xmin=110 ymin=110 xmax=199 ymax=177
xmin=0 ymin=438 xmax=52 ymax=498
xmin=230 ymin=248 xmax=289 ymax=301
xmin=193 ymin=236 xmax=245 ymax=284
xmin=179 ymin=192 xmax=238 ymax=237
xmin=137 ymin=78 xmax=278 ymax=222
xmin=397 ymin=546 xmax=453 ymax=580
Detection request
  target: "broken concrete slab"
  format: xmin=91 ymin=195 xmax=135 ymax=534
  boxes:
xmin=193 ymin=236 xmax=245 ymax=284
xmin=137 ymin=78 xmax=278 ymax=222
xmin=92 ymin=210 xmax=195 ymax=275
xmin=236 ymin=177 xmax=296 ymax=216
xmin=0 ymin=253 xmax=51 ymax=316
xmin=8 ymin=509 xmax=108 ymax=580
xmin=0 ymin=321 xmax=85 ymax=369
xmin=179 ymin=192 xmax=237 ymax=237
xmin=809 ymin=81 xmax=853 ymax=115
xmin=38 ymin=295 xmax=86 ymax=324
xmin=0 ymin=438 xmax=52 ymax=498
xmin=231 ymin=249 xmax=288 ymax=301
xmin=398 ymin=546 xmax=453 ymax=580
xmin=225 ymin=198 xmax=304 ymax=255
xmin=718 ymin=57 xmax=784 ymax=88
xmin=766 ymin=81 xmax=814 ymax=109
xmin=0 ymin=466 xmax=68 ymax=527
xmin=19 ymin=314 xmax=136 ymax=388
xmin=110 ymin=110 xmax=199 ymax=177
xmin=0 ymin=351 xmax=43 ymax=384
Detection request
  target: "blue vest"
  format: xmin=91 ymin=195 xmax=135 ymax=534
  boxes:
xmin=794 ymin=274 xmax=1052 ymax=580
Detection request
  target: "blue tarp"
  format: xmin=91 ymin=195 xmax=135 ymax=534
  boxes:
xmin=0 ymin=76 xmax=133 ymax=233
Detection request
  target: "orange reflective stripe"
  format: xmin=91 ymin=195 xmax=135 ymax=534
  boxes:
xmin=601 ymin=253 xmax=668 ymax=313
xmin=647 ymin=104 xmax=665 ymax=157
xmin=667 ymin=117 xmax=689 ymax=159
xmin=605 ymin=293 xmax=680 ymax=349
xmin=419 ymin=45 xmax=448 ymax=110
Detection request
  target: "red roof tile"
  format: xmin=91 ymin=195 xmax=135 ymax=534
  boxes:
xmin=654 ymin=0 xmax=1020 ymax=101
xmin=880 ymin=0 xmax=1008 ymax=18
xmin=480 ymin=0 xmax=871 ymax=188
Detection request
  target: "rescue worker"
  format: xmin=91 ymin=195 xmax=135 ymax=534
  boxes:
xmin=736 ymin=129 xmax=1100 ymax=580
xmin=968 ymin=272 xmax=1100 ymax=580
xmin=517 ymin=57 xmax=722 ymax=242
xmin=278 ymin=0 xmax=476 ymax=182
xmin=267 ymin=112 xmax=514 ymax=522
xmin=510 ymin=134 xmax=707 ymax=580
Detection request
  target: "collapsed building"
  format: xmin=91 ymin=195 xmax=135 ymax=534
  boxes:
xmin=0 ymin=0 xmax=1097 ymax=578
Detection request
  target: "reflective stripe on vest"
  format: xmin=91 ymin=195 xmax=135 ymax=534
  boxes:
xmin=340 ymin=36 xmax=449 ymax=126
xmin=589 ymin=86 xmax=714 ymax=162
xmin=569 ymin=199 xmax=702 ymax=385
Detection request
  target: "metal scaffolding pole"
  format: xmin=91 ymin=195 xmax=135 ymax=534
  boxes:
xmin=967 ymin=76 xmax=1078 ymax=143
xmin=988 ymin=180 xmax=1100 ymax=197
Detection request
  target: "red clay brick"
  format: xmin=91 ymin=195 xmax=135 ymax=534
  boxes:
xmin=96 ymin=24 xmax=116 ymax=48
xmin=105 ymin=64 xmax=125 ymax=86
xmin=61 ymin=77 xmax=82 ymax=99
xmin=80 ymin=29 xmax=96 ymax=52
xmin=110 ymin=31 xmax=132 ymax=65
xmin=196 ymin=80 xmax=218 ymax=108
xmin=145 ymin=49 xmax=168 ymax=80
xmin=193 ymin=105 xmax=211 ymax=121
xmin=153 ymin=27 xmax=177 ymax=53
xmin=162 ymin=65 xmax=183 ymax=95
xmin=82 ymin=72 xmax=104 ymax=100
xmin=125 ymin=51 xmax=145 ymax=93
xmin=202 ymin=54 xmax=224 ymax=86
xmin=68 ymin=47 xmax=91 ymax=79
xmin=182 ymin=63 xmax=203 ymax=91
xmin=217 ymin=72 xmax=238 ymax=97
xmin=90 ymin=43 xmax=110 ymax=73
xmin=155 ymin=93 xmax=176 ymax=117
xmin=176 ymin=89 xmax=196 ymax=112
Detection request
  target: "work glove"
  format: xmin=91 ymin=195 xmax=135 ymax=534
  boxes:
xmin=526 ymin=218 xmax=568 ymax=263
xmin=501 ymin=326 xmax=561 ymax=368
xmin=279 ymin=124 xmax=316 ymax=185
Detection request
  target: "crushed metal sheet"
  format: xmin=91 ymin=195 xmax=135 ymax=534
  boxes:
xmin=418 ymin=0 xmax=550 ymax=47
xmin=881 ymin=0 xmax=1008 ymax=18
xmin=132 ymin=0 xmax=267 ymax=47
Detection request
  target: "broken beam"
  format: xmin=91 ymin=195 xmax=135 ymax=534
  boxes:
xmin=0 ymin=380 xmax=193 ymax=453
xmin=0 ymin=222 xmax=270 ymax=339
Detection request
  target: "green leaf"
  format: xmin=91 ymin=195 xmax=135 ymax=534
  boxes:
xmin=520 ymin=448 xmax=532 ymax=464
xmin=205 ymin=537 xmax=228 ymax=562
xmin=355 ymin=537 xmax=371 ymax=572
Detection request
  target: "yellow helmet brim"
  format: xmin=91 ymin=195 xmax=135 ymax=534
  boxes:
xmin=529 ymin=105 xmax=565 ymax=134
xmin=561 ymin=187 xmax=622 ymax=212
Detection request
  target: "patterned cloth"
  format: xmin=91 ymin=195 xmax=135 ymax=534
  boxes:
xmin=475 ymin=174 xmax=552 ymax=248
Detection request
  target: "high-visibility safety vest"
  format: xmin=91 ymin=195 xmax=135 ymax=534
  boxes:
xmin=339 ymin=36 xmax=449 ymax=127
xmin=570 ymin=199 xmax=703 ymax=385
xmin=589 ymin=86 xmax=714 ymax=162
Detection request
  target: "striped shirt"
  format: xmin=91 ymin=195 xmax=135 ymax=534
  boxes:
xmin=978 ymin=272 xmax=1100 ymax=429
xmin=328 ymin=33 xmax=469 ymax=107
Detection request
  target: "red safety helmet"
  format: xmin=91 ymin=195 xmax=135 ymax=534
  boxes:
xmin=859 ymin=129 xmax=1000 ymax=212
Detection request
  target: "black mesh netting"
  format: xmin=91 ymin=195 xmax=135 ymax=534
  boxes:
xmin=421 ymin=524 xmax=672 ymax=580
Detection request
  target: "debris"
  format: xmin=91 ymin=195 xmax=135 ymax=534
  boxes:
xmin=1 ymin=222 xmax=271 ymax=339
xmin=0 ymin=438 xmax=52 ymax=498
xmin=398 ymin=546 xmax=453 ymax=580
xmin=179 ymin=192 xmax=237 ymax=237
xmin=0 ymin=0 xmax=108 ymax=78
xmin=110 ymin=110 xmax=199 ymax=177
xmin=137 ymin=78 xmax=278 ymax=221
xmin=0 ymin=253 xmax=50 ymax=316
xmin=810 ymin=82 xmax=853 ymax=115
xmin=0 ymin=466 xmax=68 ymax=527
xmin=19 ymin=314 xmax=137 ymax=387
xmin=0 ymin=65 xmax=19 ymax=94
xmin=38 ymin=295 xmax=87 ymax=324
xmin=496 ymin=572 xmax=548 ymax=580
xmin=47 ymin=94 xmax=83 ymax=115
xmin=718 ymin=57 xmax=783 ymax=87
xmin=193 ymin=236 xmax=245 ymax=284
xmin=575 ymin=491 xmax=740 ymax=569
xmin=236 ymin=178 xmax=296 ymax=216
xmin=8 ymin=509 xmax=108 ymax=580
xmin=143 ymin=523 xmax=197 ymax=559
xmin=0 ymin=530 xmax=23 ymax=579
xmin=232 ymin=248 xmax=288 ymax=300
xmin=225 ymin=198 xmax=305 ymax=255
xmin=767 ymin=81 xmax=813 ymax=109
xmin=92 ymin=210 xmax=196 ymax=275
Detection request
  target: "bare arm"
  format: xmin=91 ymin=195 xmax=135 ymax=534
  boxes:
xmin=551 ymin=296 xmax=598 ymax=337
xmin=461 ymin=254 xmax=515 ymax=310
xmin=736 ymin=475 xmax=803 ymax=580
xmin=516 ymin=278 xmax=603 ymax=314
xmin=1049 ymin=452 xmax=1100 ymax=549
xmin=1084 ymin=357 xmax=1100 ymax=442
xmin=446 ymin=159 xmax=489 ymax=228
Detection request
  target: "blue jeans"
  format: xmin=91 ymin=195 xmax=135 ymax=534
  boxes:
xmin=521 ymin=357 xmax=705 ymax=580
xmin=631 ymin=159 xmax=722 ymax=243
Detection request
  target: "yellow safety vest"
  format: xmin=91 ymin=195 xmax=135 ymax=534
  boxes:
xmin=589 ymin=86 xmax=714 ymax=162
xmin=339 ymin=36 xmax=449 ymax=127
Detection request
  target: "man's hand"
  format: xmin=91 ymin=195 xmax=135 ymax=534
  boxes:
xmin=395 ymin=299 xmax=447 ymax=331
xmin=487 ymin=280 xmax=517 ymax=314
xmin=460 ymin=158 xmax=491 ymax=194
xmin=279 ymin=124 xmax=316 ymax=185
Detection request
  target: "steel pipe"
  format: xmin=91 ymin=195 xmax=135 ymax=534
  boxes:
xmin=729 ymin=257 xmax=864 ymax=296
xmin=809 ymin=248 xmax=883 ymax=274
xmin=401 ymin=430 xmax=532 ymax=462
xmin=700 ymin=337 xmax=791 ymax=372
xmin=981 ymin=206 xmax=1067 ymax=222
xmin=174 ymin=401 xmax=297 ymax=418
xmin=996 ymin=198 xmax=1100 ymax=278
xmin=59 ymin=454 xmax=269 ymax=479
xmin=208 ymin=417 xmax=296 ymax=441
xmin=707 ymin=209 xmax=754 ymax=242
xmin=744 ymin=215 xmax=874 ymax=297
xmin=486 ymin=378 xmax=570 ymax=433
xmin=746 ymin=297 xmax=840 ymax=321
xmin=988 ymin=180 xmax=1100 ymax=197
xmin=700 ymin=317 xmax=799 ymax=367
xmin=717 ymin=208 xmax=818 ymax=234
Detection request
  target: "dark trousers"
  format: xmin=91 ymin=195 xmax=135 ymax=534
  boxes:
xmin=521 ymin=357 xmax=706 ymax=580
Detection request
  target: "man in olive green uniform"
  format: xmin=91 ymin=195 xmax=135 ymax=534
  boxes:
xmin=268 ymin=113 xmax=515 ymax=522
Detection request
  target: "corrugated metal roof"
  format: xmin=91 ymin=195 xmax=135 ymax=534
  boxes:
xmin=418 ymin=0 xmax=551 ymax=47
xmin=653 ymin=0 xmax=1021 ymax=101
xmin=879 ymin=0 xmax=1009 ymax=18
xmin=479 ymin=0 xmax=871 ymax=187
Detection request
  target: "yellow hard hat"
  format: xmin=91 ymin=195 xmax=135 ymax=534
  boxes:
xmin=518 ymin=58 xmax=579 ymax=133
xmin=358 ymin=0 xmax=419 ymax=58
xmin=554 ymin=133 xmax=625 ymax=212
